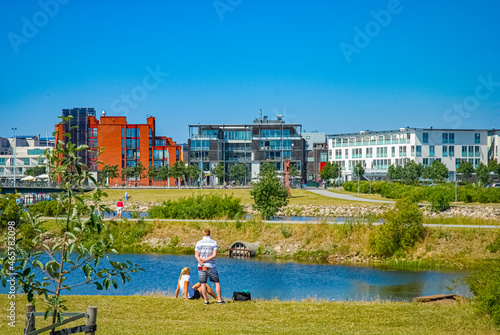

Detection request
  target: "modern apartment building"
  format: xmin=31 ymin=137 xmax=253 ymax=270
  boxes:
xmin=327 ymin=128 xmax=490 ymax=181
xmin=0 ymin=135 xmax=54 ymax=183
xmin=302 ymin=132 xmax=328 ymax=181
xmin=188 ymin=116 xmax=306 ymax=185
xmin=55 ymin=109 xmax=181 ymax=186
xmin=488 ymin=129 xmax=500 ymax=164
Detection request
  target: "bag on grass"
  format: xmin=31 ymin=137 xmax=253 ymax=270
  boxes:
xmin=232 ymin=291 xmax=251 ymax=301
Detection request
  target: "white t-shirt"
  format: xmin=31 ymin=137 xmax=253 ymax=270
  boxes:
xmin=179 ymin=274 xmax=195 ymax=299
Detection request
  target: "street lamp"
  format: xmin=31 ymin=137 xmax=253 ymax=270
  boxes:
xmin=12 ymin=128 xmax=17 ymax=188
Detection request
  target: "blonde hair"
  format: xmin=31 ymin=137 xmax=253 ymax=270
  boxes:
xmin=178 ymin=267 xmax=190 ymax=282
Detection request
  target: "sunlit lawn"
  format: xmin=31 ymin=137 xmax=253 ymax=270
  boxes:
xmin=1 ymin=294 xmax=496 ymax=335
xmin=99 ymin=188 xmax=373 ymax=206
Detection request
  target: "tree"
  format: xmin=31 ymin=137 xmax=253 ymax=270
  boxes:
xmin=158 ymin=164 xmax=171 ymax=186
xmin=421 ymin=165 xmax=433 ymax=181
xmin=133 ymin=162 xmax=146 ymax=181
xmin=121 ymin=166 xmax=134 ymax=181
xmin=431 ymin=160 xmax=449 ymax=183
xmin=147 ymin=165 xmax=158 ymax=181
xmin=488 ymin=159 xmax=498 ymax=173
xmin=0 ymin=119 xmax=142 ymax=326
xmin=387 ymin=165 xmax=396 ymax=182
xmin=395 ymin=165 xmax=404 ymax=181
xmin=99 ymin=164 xmax=118 ymax=184
xmin=370 ymin=198 xmax=425 ymax=257
xmin=211 ymin=163 xmax=225 ymax=185
xmin=353 ymin=163 xmax=365 ymax=195
xmin=260 ymin=162 xmax=277 ymax=175
xmin=187 ymin=164 xmax=201 ymax=186
xmin=250 ymin=166 xmax=289 ymax=219
xmin=475 ymin=163 xmax=491 ymax=186
xmin=457 ymin=161 xmax=474 ymax=181
xmin=229 ymin=163 xmax=249 ymax=185
xmin=25 ymin=165 xmax=46 ymax=177
xmin=289 ymin=164 xmax=301 ymax=179
xmin=320 ymin=162 xmax=340 ymax=184
xmin=402 ymin=161 xmax=422 ymax=185
xmin=170 ymin=161 xmax=186 ymax=188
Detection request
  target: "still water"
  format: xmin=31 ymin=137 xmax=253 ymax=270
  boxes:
xmin=3 ymin=254 xmax=470 ymax=301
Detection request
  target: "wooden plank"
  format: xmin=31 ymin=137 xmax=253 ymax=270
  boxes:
xmin=413 ymin=294 xmax=457 ymax=302
xmin=26 ymin=313 xmax=86 ymax=335
xmin=85 ymin=306 xmax=97 ymax=335
xmin=25 ymin=304 xmax=35 ymax=333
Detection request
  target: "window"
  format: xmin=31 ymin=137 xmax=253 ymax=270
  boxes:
xmin=122 ymin=128 xmax=125 ymax=137
xmin=345 ymin=149 xmax=348 ymax=159
xmin=442 ymin=145 xmax=448 ymax=157
xmin=399 ymin=146 xmax=407 ymax=157
xmin=468 ymin=146 xmax=474 ymax=157
xmin=88 ymin=128 xmax=97 ymax=137
xmin=365 ymin=148 xmax=372 ymax=158
xmin=335 ymin=149 xmax=342 ymax=159
xmin=261 ymin=129 xmax=282 ymax=138
xmin=21 ymin=158 xmax=30 ymax=165
xmin=126 ymin=128 xmax=137 ymax=138
xmin=462 ymin=146 xmax=467 ymax=157
xmin=320 ymin=153 xmax=327 ymax=162
xmin=475 ymin=146 xmax=480 ymax=157
xmin=429 ymin=145 xmax=435 ymax=157
xmin=416 ymin=145 xmax=422 ymax=157
xmin=411 ymin=146 xmax=415 ymax=156
xmin=455 ymin=158 xmax=461 ymax=169
xmin=224 ymin=131 xmax=251 ymax=140
xmin=155 ymin=139 xmax=165 ymax=146
xmin=27 ymin=149 xmax=45 ymax=156
xmin=423 ymin=133 xmax=428 ymax=144
xmin=449 ymin=133 xmax=454 ymax=144
xmin=449 ymin=146 xmax=455 ymax=157
xmin=442 ymin=133 xmax=448 ymax=143
xmin=391 ymin=147 xmax=395 ymax=157
xmin=202 ymin=129 xmax=218 ymax=138
xmin=423 ymin=158 xmax=429 ymax=166
xmin=475 ymin=133 xmax=480 ymax=144
xmin=191 ymin=140 xmax=209 ymax=151
xmin=475 ymin=159 xmax=480 ymax=167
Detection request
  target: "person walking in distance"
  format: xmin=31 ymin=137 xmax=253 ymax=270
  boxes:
xmin=195 ymin=229 xmax=225 ymax=305
xmin=124 ymin=191 xmax=129 ymax=202
xmin=116 ymin=199 xmax=124 ymax=218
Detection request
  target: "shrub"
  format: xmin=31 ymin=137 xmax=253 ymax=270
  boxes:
xmin=148 ymin=193 xmax=244 ymax=220
xmin=370 ymin=198 xmax=425 ymax=257
xmin=426 ymin=186 xmax=454 ymax=212
xmin=467 ymin=260 xmax=500 ymax=325
xmin=0 ymin=194 xmax=22 ymax=228
xmin=251 ymin=168 xmax=289 ymax=219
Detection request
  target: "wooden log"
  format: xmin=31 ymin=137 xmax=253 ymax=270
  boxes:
xmin=85 ymin=306 xmax=97 ymax=335
xmin=25 ymin=304 xmax=35 ymax=333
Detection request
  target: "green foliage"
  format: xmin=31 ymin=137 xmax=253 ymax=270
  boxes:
xmin=24 ymin=165 xmax=46 ymax=177
xmin=343 ymin=180 xmax=500 ymax=204
xmin=0 ymin=194 xmax=22 ymax=228
xmin=148 ymin=193 xmax=244 ymax=220
xmin=28 ymin=200 xmax=64 ymax=217
xmin=147 ymin=165 xmax=158 ymax=180
xmin=426 ymin=186 xmax=454 ymax=212
xmin=250 ymin=167 xmax=290 ymax=219
xmin=353 ymin=163 xmax=365 ymax=179
xmin=170 ymin=161 xmax=186 ymax=188
xmin=99 ymin=164 xmax=119 ymax=183
xmin=186 ymin=164 xmax=201 ymax=186
xmin=402 ymin=161 xmax=423 ymax=184
xmin=457 ymin=161 xmax=475 ymax=180
xmin=229 ymin=163 xmax=249 ymax=185
xmin=0 ymin=119 xmax=143 ymax=326
xmin=211 ymin=163 xmax=226 ymax=184
xmin=320 ymin=162 xmax=341 ymax=182
xmin=370 ymin=198 xmax=425 ymax=257
xmin=475 ymin=163 xmax=491 ymax=186
xmin=280 ymin=224 xmax=292 ymax=238
xmin=430 ymin=160 xmax=449 ymax=183
xmin=467 ymin=260 xmax=500 ymax=325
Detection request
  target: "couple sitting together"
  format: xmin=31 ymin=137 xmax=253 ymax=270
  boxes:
xmin=174 ymin=229 xmax=226 ymax=304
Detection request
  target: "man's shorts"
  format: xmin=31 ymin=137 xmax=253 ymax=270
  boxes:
xmin=199 ymin=267 xmax=219 ymax=284
xmin=189 ymin=290 xmax=201 ymax=300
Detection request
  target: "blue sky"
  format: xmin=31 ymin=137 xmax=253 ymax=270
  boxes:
xmin=1 ymin=0 xmax=499 ymax=142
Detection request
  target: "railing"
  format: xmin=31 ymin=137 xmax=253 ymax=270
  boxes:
xmin=25 ymin=304 xmax=97 ymax=335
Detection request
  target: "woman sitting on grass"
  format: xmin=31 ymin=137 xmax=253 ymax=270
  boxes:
xmin=175 ymin=267 xmax=217 ymax=301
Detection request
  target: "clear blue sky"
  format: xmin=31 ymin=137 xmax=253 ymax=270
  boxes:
xmin=1 ymin=0 xmax=499 ymax=142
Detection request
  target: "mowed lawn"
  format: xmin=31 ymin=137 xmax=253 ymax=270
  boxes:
xmin=100 ymin=188 xmax=374 ymax=206
xmin=1 ymin=295 xmax=496 ymax=335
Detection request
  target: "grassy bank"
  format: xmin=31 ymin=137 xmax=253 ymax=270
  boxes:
xmin=58 ymin=216 xmax=497 ymax=268
xmin=1 ymin=294 xmax=497 ymax=334
xmin=102 ymin=188 xmax=374 ymax=206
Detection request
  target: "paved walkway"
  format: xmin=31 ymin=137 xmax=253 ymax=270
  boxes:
xmin=305 ymin=188 xmax=396 ymax=204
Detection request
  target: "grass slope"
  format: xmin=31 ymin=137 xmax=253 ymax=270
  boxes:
xmin=1 ymin=294 xmax=497 ymax=335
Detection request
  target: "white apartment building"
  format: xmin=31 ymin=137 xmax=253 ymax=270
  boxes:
xmin=327 ymin=128 xmax=490 ymax=181
xmin=0 ymin=135 xmax=54 ymax=182
xmin=488 ymin=129 xmax=500 ymax=164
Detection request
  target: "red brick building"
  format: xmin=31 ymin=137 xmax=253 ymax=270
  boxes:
xmin=56 ymin=108 xmax=181 ymax=186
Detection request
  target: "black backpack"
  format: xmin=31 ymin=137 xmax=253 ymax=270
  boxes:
xmin=232 ymin=291 xmax=251 ymax=301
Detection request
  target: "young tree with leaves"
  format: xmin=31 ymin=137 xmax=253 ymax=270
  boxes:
xmin=229 ymin=163 xmax=249 ymax=185
xmin=0 ymin=118 xmax=142 ymax=326
xmin=475 ymin=163 xmax=491 ymax=185
xmin=402 ymin=161 xmax=423 ymax=185
xmin=250 ymin=166 xmax=289 ymax=219
xmin=320 ymin=162 xmax=340 ymax=185
xmin=170 ymin=161 xmax=186 ymax=189
xmin=187 ymin=164 xmax=202 ymax=186
xmin=24 ymin=165 xmax=47 ymax=177
xmin=99 ymin=164 xmax=118 ymax=184
xmin=457 ymin=161 xmax=474 ymax=182
xmin=211 ymin=163 xmax=226 ymax=185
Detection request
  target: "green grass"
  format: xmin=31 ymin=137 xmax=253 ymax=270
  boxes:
xmin=99 ymin=188 xmax=374 ymax=206
xmin=1 ymin=294 xmax=497 ymax=334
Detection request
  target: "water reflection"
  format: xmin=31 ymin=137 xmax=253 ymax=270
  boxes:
xmin=1 ymin=254 xmax=471 ymax=302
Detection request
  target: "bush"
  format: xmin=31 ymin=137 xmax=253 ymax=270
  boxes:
xmin=467 ymin=260 xmax=500 ymax=325
xmin=0 ymin=194 xmax=22 ymax=228
xmin=426 ymin=186 xmax=454 ymax=212
xmin=28 ymin=200 xmax=64 ymax=217
xmin=148 ymin=193 xmax=244 ymax=220
xmin=370 ymin=198 xmax=425 ymax=257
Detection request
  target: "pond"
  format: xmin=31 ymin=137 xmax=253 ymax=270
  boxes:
xmin=2 ymin=254 xmax=471 ymax=302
